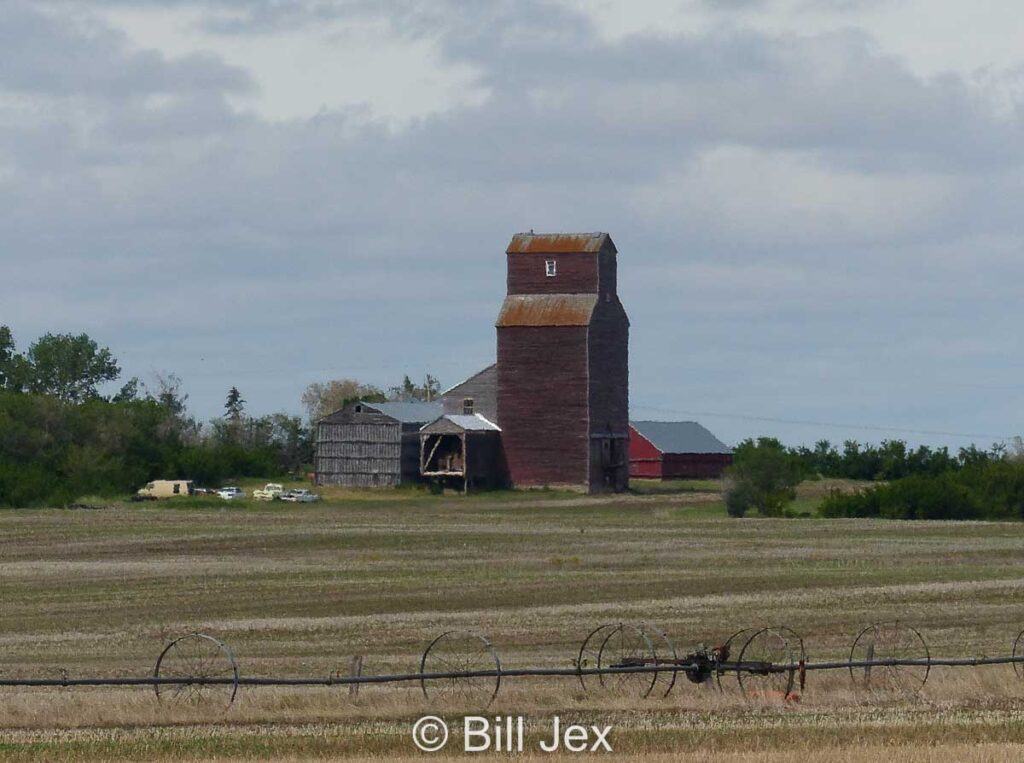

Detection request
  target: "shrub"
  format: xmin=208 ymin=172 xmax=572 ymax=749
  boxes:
xmin=724 ymin=438 xmax=801 ymax=517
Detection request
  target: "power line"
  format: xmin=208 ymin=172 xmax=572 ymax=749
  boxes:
xmin=630 ymin=403 xmax=1016 ymax=442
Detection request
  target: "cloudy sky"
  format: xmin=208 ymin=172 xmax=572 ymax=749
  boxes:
xmin=3 ymin=0 xmax=1022 ymax=448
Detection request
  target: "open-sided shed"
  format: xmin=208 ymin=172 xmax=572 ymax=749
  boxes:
xmin=420 ymin=414 xmax=506 ymax=493
xmin=629 ymin=420 xmax=733 ymax=480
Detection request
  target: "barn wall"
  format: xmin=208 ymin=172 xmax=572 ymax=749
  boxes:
xmin=315 ymin=405 xmax=432 ymax=487
xmin=442 ymin=365 xmax=498 ymax=422
xmin=315 ymin=421 xmax=402 ymax=487
xmin=628 ymin=428 xmax=664 ymax=479
xmin=497 ymin=326 xmax=590 ymax=487
xmin=399 ymin=423 xmax=426 ymax=483
xmin=466 ymin=432 xmax=509 ymax=490
xmin=661 ymin=453 xmax=733 ymax=479
xmin=506 ymin=252 xmax=599 ymax=295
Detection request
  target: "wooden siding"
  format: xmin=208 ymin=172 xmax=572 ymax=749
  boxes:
xmin=506 ymin=252 xmax=599 ymax=294
xmin=442 ymin=365 xmax=498 ymax=422
xmin=496 ymin=325 xmax=590 ymax=488
xmin=315 ymin=422 xmax=401 ymax=487
xmin=662 ymin=453 xmax=733 ymax=479
xmin=314 ymin=405 xmax=430 ymax=487
xmin=587 ymin=296 xmax=630 ymax=492
xmin=628 ymin=426 xmax=664 ymax=479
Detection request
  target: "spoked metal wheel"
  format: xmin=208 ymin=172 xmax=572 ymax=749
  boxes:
xmin=715 ymin=628 xmax=755 ymax=692
xmin=1014 ymin=629 xmax=1024 ymax=680
xmin=643 ymin=622 xmax=679 ymax=697
xmin=596 ymin=623 xmax=659 ymax=699
xmin=849 ymin=622 xmax=930 ymax=695
xmin=154 ymin=633 xmax=239 ymax=707
xmin=419 ymin=631 xmax=501 ymax=707
xmin=737 ymin=627 xmax=805 ymax=700
xmin=576 ymin=623 xmax=619 ymax=693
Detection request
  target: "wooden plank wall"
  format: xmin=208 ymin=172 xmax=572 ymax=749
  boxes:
xmin=315 ymin=422 xmax=402 ymax=487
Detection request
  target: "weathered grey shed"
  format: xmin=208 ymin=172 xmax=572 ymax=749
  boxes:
xmin=315 ymin=401 xmax=443 ymax=487
xmin=420 ymin=414 xmax=507 ymax=493
xmin=442 ymin=364 xmax=498 ymax=422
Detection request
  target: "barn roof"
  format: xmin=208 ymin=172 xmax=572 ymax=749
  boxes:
xmin=506 ymin=232 xmax=614 ymax=254
xmin=367 ymin=401 xmax=444 ymax=423
xmin=442 ymin=363 xmax=496 ymax=396
xmin=630 ymin=421 xmax=732 ymax=455
xmin=321 ymin=400 xmax=443 ymax=424
xmin=496 ymin=294 xmax=597 ymax=327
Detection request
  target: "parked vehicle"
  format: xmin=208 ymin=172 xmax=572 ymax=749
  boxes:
xmin=280 ymin=489 xmax=320 ymax=503
xmin=135 ymin=480 xmax=194 ymax=500
xmin=253 ymin=483 xmax=285 ymax=501
xmin=217 ymin=486 xmax=246 ymax=500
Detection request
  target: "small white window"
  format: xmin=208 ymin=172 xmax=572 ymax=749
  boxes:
xmin=545 ymin=260 xmax=557 ymax=277
xmin=463 ymin=398 xmax=475 ymax=415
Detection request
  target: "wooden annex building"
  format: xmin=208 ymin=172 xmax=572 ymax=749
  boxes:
xmin=315 ymin=401 xmax=442 ymax=487
xmin=628 ymin=420 xmax=733 ymax=480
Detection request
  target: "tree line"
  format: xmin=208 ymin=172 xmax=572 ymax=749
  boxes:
xmin=0 ymin=326 xmax=440 ymax=508
xmin=725 ymin=437 xmax=1022 ymax=521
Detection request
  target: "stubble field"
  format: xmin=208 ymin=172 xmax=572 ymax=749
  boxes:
xmin=2 ymin=482 xmax=1024 ymax=761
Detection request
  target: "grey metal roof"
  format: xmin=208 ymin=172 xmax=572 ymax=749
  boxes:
xmin=425 ymin=413 xmax=501 ymax=432
xmin=447 ymin=414 xmax=501 ymax=431
xmin=630 ymin=420 xmax=732 ymax=454
xmin=363 ymin=401 xmax=443 ymax=424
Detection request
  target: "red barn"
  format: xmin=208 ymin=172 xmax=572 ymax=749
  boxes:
xmin=629 ymin=421 xmax=733 ymax=480
xmin=496 ymin=232 xmax=629 ymax=492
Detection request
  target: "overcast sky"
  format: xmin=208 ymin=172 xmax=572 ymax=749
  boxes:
xmin=3 ymin=0 xmax=1022 ymax=448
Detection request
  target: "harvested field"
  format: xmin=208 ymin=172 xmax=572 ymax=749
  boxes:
xmin=1 ymin=487 xmax=1023 ymax=760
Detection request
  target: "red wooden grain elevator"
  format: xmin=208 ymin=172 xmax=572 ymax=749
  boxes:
xmin=496 ymin=232 xmax=630 ymax=492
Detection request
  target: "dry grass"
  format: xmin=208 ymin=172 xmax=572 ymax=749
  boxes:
xmin=1 ymin=489 xmax=1023 ymax=759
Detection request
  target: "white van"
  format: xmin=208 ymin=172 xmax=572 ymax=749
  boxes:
xmin=136 ymin=480 xmax=195 ymax=499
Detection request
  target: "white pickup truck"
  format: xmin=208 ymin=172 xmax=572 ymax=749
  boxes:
xmin=253 ymin=483 xmax=285 ymax=501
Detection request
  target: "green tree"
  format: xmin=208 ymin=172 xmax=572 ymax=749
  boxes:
xmin=388 ymin=373 xmax=442 ymax=402
xmin=301 ymin=378 xmax=386 ymax=422
xmin=724 ymin=437 xmax=802 ymax=517
xmin=223 ymin=386 xmax=245 ymax=422
xmin=0 ymin=326 xmax=16 ymax=389
xmin=22 ymin=333 xmax=120 ymax=402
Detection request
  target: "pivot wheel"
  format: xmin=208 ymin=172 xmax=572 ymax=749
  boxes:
xmin=419 ymin=631 xmax=501 ymax=707
xmin=643 ymin=622 xmax=679 ymax=697
xmin=154 ymin=633 xmax=239 ymax=707
xmin=849 ymin=622 xmax=930 ymax=695
xmin=715 ymin=628 xmax=755 ymax=692
xmin=1014 ymin=629 xmax=1024 ymax=680
xmin=576 ymin=623 xmax=619 ymax=693
xmin=737 ymin=627 xmax=805 ymax=700
xmin=596 ymin=623 xmax=659 ymax=699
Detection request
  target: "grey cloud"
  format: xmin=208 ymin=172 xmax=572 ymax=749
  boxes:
xmin=2 ymin=1 xmax=1023 ymax=445
xmin=1 ymin=3 xmax=254 ymax=97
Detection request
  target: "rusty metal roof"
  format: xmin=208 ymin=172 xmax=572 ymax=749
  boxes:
xmin=496 ymin=294 xmax=597 ymax=327
xmin=506 ymin=232 xmax=613 ymax=254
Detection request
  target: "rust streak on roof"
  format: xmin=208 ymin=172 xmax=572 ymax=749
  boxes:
xmin=506 ymin=232 xmax=611 ymax=254
xmin=496 ymin=294 xmax=597 ymax=327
